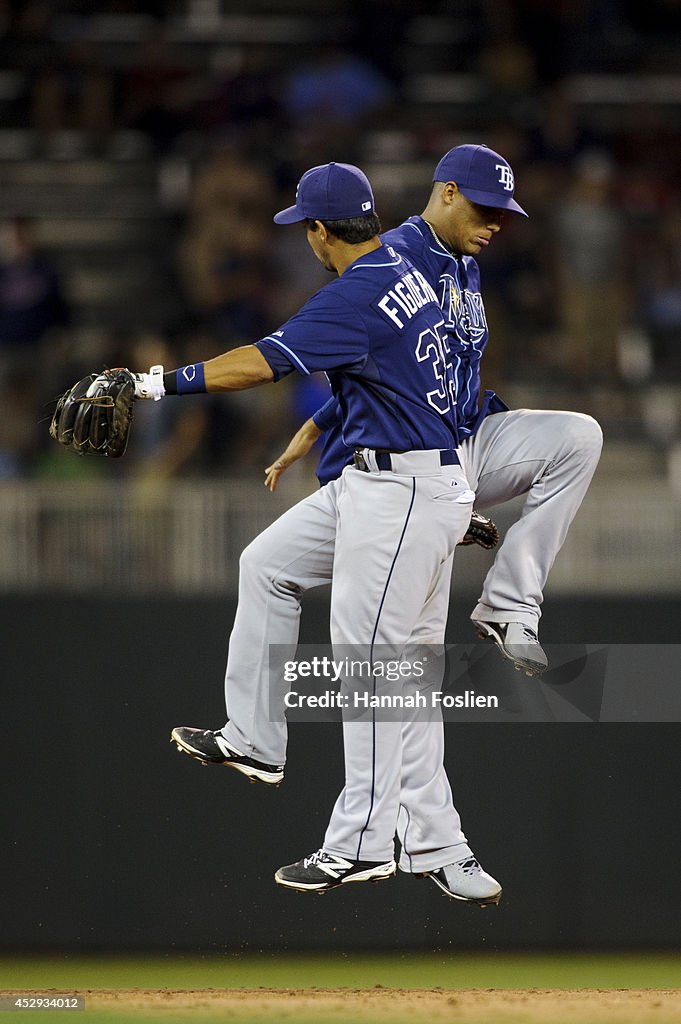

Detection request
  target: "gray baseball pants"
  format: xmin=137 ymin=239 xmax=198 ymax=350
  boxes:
xmin=461 ymin=409 xmax=603 ymax=629
xmin=320 ymin=453 xmax=475 ymax=864
xmin=222 ymin=467 xmax=474 ymax=870
xmin=221 ymin=409 xmax=602 ymax=864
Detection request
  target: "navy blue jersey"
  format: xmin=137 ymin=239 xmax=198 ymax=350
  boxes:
xmin=383 ymin=216 xmax=508 ymax=439
xmin=306 ymin=217 xmax=510 ymax=485
xmin=256 ymin=245 xmax=460 ymax=452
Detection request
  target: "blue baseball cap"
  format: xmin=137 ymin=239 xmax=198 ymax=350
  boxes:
xmin=273 ymin=162 xmax=376 ymax=224
xmin=432 ymin=144 xmax=527 ymax=217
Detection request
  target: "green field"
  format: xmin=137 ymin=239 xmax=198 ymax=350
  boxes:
xmin=1 ymin=951 xmax=680 ymax=989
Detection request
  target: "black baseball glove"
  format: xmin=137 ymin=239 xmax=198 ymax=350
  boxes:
xmin=459 ymin=510 xmax=500 ymax=550
xmin=49 ymin=369 xmax=135 ymax=458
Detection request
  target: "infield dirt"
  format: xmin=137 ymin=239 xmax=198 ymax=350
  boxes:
xmin=68 ymin=986 xmax=681 ymax=1022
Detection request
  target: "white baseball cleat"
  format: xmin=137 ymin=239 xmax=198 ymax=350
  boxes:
xmin=474 ymin=620 xmax=548 ymax=676
xmin=423 ymin=856 xmax=502 ymax=906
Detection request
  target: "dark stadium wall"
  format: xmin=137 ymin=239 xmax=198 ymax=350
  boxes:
xmin=2 ymin=594 xmax=680 ymax=951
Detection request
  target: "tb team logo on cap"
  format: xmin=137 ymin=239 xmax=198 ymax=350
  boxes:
xmin=433 ymin=145 xmax=527 ymax=216
xmin=496 ymin=164 xmax=514 ymax=192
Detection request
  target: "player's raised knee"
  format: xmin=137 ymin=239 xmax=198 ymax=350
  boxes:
xmin=576 ymin=413 xmax=603 ymax=453
xmin=561 ymin=412 xmax=603 ymax=456
xmin=238 ymin=537 xmax=267 ymax=579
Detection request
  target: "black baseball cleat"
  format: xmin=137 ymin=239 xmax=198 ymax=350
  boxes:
xmin=474 ymin=620 xmax=548 ymax=676
xmin=170 ymin=726 xmax=284 ymax=786
xmin=274 ymin=849 xmax=396 ymax=893
xmin=422 ymin=856 xmax=502 ymax=907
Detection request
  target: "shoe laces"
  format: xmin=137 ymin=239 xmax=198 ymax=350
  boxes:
xmin=520 ymin=626 xmax=539 ymax=643
xmin=304 ymin=849 xmax=327 ymax=868
xmin=457 ymin=858 xmax=481 ymax=876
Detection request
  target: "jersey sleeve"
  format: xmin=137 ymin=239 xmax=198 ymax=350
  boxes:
xmin=312 ymin=396 xmax=341 ymax=432
xmin=256 ymin=288 xmax=368 ymax=381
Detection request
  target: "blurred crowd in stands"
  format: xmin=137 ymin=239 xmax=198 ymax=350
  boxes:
xmin=1 ymin=0 xmax=681 ymax=482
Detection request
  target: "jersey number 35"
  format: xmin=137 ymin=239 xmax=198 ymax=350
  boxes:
xmin=415 ymin=320 xmax=456 ymax=415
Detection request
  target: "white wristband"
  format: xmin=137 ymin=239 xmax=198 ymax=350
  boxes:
xmin=148 ymin=364 xmax=165 ymax=401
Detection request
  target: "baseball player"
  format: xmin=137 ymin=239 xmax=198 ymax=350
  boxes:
xmin=165 ymin=146 xmax=601 ymax=803
xmin=134 ymin=161 xmax=503 ymax=905
xmin=383 ymin=145 xmax=603 ymax=673
xmin=210 ymin=155 xmax=603 ymax=803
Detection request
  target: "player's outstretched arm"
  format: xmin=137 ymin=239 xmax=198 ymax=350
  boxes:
xmin=265 ymin=417 xmax=323 ymax=492
xmin=132 ymin=345 xmax=275 ymax=401
xmin=203 ymin=345 xmax=274 ymax=391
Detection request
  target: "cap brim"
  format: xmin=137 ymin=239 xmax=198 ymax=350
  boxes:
xmin=458 ymin=186 xmax=528 ymax=217
xmin=273 ymin=205 xmax=306 ymax=224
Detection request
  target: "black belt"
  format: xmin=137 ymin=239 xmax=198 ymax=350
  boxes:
xmin=353 ymin=449 xmax=460 ymax=471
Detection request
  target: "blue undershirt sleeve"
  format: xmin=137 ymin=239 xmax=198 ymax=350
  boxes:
xmin=312 ymin=396 xmax=341 ymax=432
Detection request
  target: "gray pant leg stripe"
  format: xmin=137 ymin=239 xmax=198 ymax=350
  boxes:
xmin=400 ymin=804 xmax=414 ymax=873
